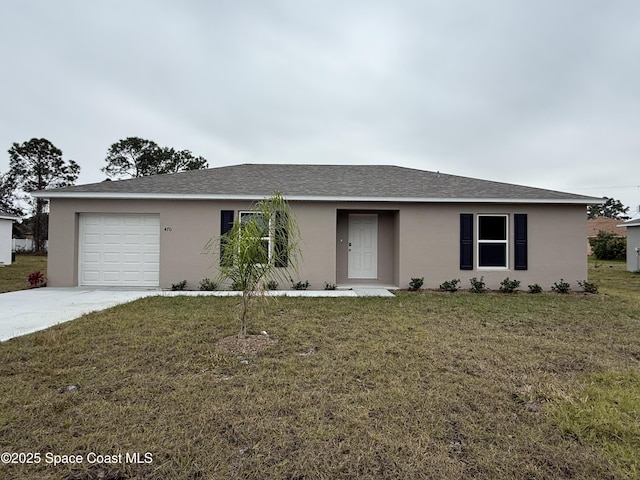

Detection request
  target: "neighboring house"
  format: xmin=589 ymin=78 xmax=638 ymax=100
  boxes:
xmin=0 ymin=211 xmax=20 ymax=265
xmin=586 ymin=217 xmax=627 ymax=254
xmin=33 ymin=164 xmax=603 ymax=290
xmin=617 ymin=218 xmax=640 ymax=272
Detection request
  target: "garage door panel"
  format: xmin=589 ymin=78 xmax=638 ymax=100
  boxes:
xmin=142 ymin=272 xmax=158 ymax=282
xmin=83 ymin=233 xmax=101 ymax=244
xmin=82 ymin=271 xmax=100 ymax=282
xmin=103 ymin=252 xmax=121 ymax=263
xmin=122 ymin=252 xmax=142 ymax=263
xmin=103 ymin=234 xmax=122 ymax=245
xmin=122 ymin=271 xmax=142 ymax=282
xmin=143 ymin=234 xmax=159 ymax=245
xmin=102 ymin=271 xmax=121 ymax=282
xmin=123 ymin=234 xmax=142 ymax=245
xmin=142 ymin=252 xmax=158 ymax=261
xmin=79 ymin=214 xmax=159 ymax=287
xmin=122 ymin=216 xmax=142 ymax=226
xmin=83 ymin=252 xmax=100 ymax=263
xmin=104 ymin=216 xmax=123 ymax=226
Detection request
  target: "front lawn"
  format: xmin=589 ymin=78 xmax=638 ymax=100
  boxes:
xmin=0 ymin=262 xmax=638 ymax=479
xmin=0 ymin=254 xmax=47 ymax=293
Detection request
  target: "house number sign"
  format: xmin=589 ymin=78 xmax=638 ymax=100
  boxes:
xmin=164 ymin=227 xmax=173 ymax=232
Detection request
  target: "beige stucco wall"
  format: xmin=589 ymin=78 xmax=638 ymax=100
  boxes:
xmin=397 ymin=203 xmax=588 ymax=290
xmin=47 ymin=198 xmax=588 ymax=291
xmin=47 ymin=198 xmax=337 ymax=289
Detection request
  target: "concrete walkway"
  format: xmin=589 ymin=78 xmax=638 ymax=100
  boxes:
xmin=0 ymin=287 xmax=394 ymax=342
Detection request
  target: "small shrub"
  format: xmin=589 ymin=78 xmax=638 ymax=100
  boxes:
xmin=323 ymin=281 xmax=337 ymax=290
xmin=171 ymin=280 xmax=187 ymax=291
xmin=27 ymin=271 xmax=47 ymax=288
xmin=528 ymin=283 xmax=543 ymax=294
xmin=199 ymin=278 xmax=218 ymax=291
xmin=439 ymin=279 xmax=461 ymax=292
xmin=266 ymin=280 xmax=278 ymax=290
xmin=408 ymin=277 xmax=424 ymax=291
xmin=578 ymin=280 xmax=598 ymax=294
xmin=499 ymin=277 xmax=521 ymax=293
xmin=291 ymin=279 xmax=310 ymax=290
xmin=469 ymin=276 xmax=486 ymax=293
xmin=551 ymin=279 xmax=571 ymax=294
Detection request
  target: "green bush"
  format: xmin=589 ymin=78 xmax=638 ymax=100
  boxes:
xmin=578 ymin=280 xmax=598 ymax=294
xmin=439 ymin=279 xmax=460 ymax=292
xmin=266 ymin=280 xmax=278 ymax=290
xmin=528 ymin=283 xmax=543 ymax=294
xmin=469 ymin=276 xmax=486 ymax=293
xmin=551 ymin=279 xmax=571 ymax=294
xmin=499 ymin=277 xmax=521 ymax=293
xmin=323 ymin=281 xmax=337 ymax=290
xmin=408 ymin=277 xmax=424 ymax=291
xmin=291 ymin=279 xmax=310 ymax=290
xmin=171 ymin=280 xmax=187 ymax=291
xmin=589 ymin=231 xmax=626 ymax=260
xmin=199 ymin=278 xmax=218 ymax=291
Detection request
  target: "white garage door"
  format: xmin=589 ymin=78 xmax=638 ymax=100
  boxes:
xmin=79 ymin=214 xmax=160 ymax=287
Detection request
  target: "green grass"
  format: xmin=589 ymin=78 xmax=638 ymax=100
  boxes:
xmin=0 ymin=261 xmax=639 ymax=479
xmin=0 ymin=254 xmax=47 ymax=293
xmin=588 ymin=257 xmax=640 ymax=301
xmin=551 ymin=370 xmax=640 ymax=480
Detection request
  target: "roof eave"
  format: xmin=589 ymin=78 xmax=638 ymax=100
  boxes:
xmin=32 ymin=191 xmax=603 ymax=205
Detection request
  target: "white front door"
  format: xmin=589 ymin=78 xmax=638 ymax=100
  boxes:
xmin=348 ymin=214 xmax=378 ymax=279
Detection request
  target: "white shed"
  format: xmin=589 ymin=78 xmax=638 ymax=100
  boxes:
xmin=618 ymin=218 xmax=640 ymax=272
xmin=0 ymin=212 xmax=20 ymax=265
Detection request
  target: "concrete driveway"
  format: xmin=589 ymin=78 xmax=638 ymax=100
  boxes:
xmin=0 ymin=287 xmax=394 ymax=342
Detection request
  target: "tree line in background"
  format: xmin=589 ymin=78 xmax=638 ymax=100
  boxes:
xmin=1 ymin=137 xmax=208 ymax=253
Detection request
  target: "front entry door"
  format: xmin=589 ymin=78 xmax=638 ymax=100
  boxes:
xmin=348 ymin=214 xmax=378 ymax=279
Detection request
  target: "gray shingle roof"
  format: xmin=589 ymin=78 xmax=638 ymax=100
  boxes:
xmin=35 ymin=164 xmax=602 ymax=203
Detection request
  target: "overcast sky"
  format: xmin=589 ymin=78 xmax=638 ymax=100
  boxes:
xmin=2 ymin=1 xmax=639 ymax=213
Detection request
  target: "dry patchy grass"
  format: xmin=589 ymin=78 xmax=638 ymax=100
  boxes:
xmin=0 ymin=271 xmax=639 ymax=479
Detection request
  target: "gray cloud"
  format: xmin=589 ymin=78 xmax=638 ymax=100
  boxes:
xmin=1 ymin=0 xmax=639 ymax=211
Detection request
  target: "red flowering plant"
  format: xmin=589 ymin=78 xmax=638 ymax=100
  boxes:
xmin=27 ymin=271 xmax=47 ymax=288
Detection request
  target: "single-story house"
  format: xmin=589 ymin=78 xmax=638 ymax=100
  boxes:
xmin=617 ymin=218 xmax=640 ymax=272
xmin=586 ymin=217 xmax=627 ymax=255
xmin=0 ymin=211 xmax=20 ymax=265
xmin=33 ymin=164 xmax=603 ymax=290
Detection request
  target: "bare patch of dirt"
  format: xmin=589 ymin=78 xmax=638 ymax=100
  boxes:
xmin=216 ymin=334 xmax=278 ymax=355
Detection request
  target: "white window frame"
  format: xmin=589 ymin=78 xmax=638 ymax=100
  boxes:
xmin=239 ymin=211 xmax=272 ymax=263
xmin=477 ymin=214 xmax=509 ymax=270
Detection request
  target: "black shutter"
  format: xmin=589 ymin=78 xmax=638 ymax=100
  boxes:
xmin=274 ymin=210 xmax=289 ymax=268
xmin=514 ymin=214 xmax=528 ymax=270
xmin=220 ymin=210 xmax=234 ymax=267
xmin=460 ymin=214 xmax=474 ymax=270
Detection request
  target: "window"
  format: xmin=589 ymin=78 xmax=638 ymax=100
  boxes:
xmin=477 ymin=215 xmax=508 ymax=268
xmin=239 ymin=211 xmax=271 ymax=264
